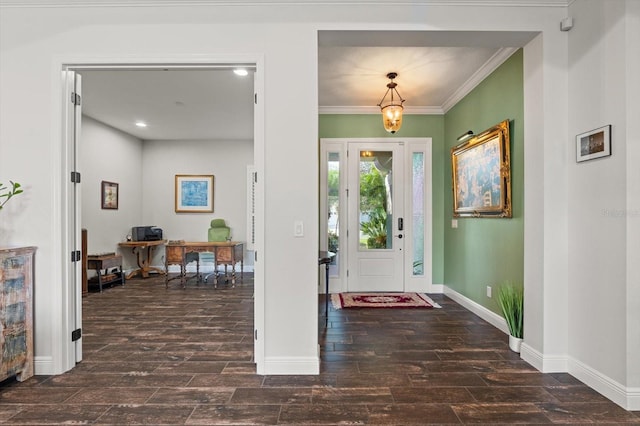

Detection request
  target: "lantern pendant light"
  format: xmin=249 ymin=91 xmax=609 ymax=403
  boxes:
xmin=377 ymin=72 xmax=405 ymax=134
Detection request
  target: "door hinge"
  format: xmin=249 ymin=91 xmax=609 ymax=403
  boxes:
xmin=254 ymin=251 xmax=257 ymax=262
xmin=254 ymin=329 xmax=258 ymax=340
xmin=71 ymin=328 xmax=82 ymax=342
xmin=71 ymin=171 xmax=81 ymax=183
xmin=71 ymin=92 xmax=81 ymax=106
xmin=71 ymin=250 xmax=81 ymax=262
xmin=254 ymin=93 xmax=257 ymax=104
xmin=346 ymin=269 xmax=349 ymax=277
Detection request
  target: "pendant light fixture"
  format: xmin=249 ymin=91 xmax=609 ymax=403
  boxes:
xmin=377 ymin=72 xmax=405 ymax=134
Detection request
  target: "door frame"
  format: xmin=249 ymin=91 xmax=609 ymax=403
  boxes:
xmin=320 ymin=137 xmax=434 ymax=295
xmin=58 ymin=55 xmax=265 ymax=375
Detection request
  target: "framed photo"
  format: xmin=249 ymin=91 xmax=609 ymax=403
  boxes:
xmin=101 ymin=181 xmax=119 ymax=210
xmin=576 ymin=125 xmax=611 ymax=163
xmin=451 ymin=119 xmax=512 ymax=218
xmin=175 ymin=174 xmax=214 ymax=213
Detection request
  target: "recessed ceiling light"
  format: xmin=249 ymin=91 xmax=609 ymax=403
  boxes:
xmin=233 ymin=69 xmax=248 ymax=77
xmin=135 ymin=121 xmax=147 ymax=128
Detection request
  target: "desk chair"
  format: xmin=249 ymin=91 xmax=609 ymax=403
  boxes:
xmin=200 ymin=219 xmax=231 ymax=283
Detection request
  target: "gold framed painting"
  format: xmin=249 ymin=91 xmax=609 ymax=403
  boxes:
xmin=175 ymin=174 xmax=214 ymax=213
xmin=451 ymin=120 xmax=512 ymax=218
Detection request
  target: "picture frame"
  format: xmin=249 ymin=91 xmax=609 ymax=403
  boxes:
xmin=101 ymin=181 xmax=119 ymax=210
xmin=451 ymin=119 xmax=512 ymax=218
xmin=175 ymin=174 xmax=214 ymax=213
xmin=576 ymin=125 xmax=611 ymax=163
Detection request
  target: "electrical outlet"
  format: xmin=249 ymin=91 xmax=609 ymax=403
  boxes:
xmin=486 ymin=286 xmax=492 ymax=298
xmin=451 ymin=219 xmax=458 ymax=228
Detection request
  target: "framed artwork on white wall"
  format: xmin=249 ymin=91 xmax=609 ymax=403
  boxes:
xmin=175 ymin=174 xmax=214 ymax=213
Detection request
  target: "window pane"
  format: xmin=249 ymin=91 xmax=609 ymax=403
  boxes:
xmin=412 ymin=152 xmax=425 ymax=275
xmin=327 ymin=152 xmax=340 ymax=269
xmin=359 ymin=150 xmax=392 ymax=250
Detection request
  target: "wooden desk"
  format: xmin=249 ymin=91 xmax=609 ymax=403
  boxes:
xmin=165 ymin=241 xmax=243 ymax=289
xmin=87 ymin=254 xmax=124 ymax=292
xmin=118 ymin=240 xmax=166 ymax=279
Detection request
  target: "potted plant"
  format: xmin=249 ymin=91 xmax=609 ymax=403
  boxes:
xmin=497 ymin=281 xmax=524 ymax=353
xmin=0 ymin=181 xmax=23 ymax=210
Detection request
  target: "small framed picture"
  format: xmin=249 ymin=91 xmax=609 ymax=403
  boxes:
xmin=101 ymin=181 xmax=119 ymax=210
xmin=576 ymin=125 xmax=611 ymax=163
xmin=175 ymin=174 xmax=214 ymax=213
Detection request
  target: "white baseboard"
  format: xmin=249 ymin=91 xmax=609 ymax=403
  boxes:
xmin=263 ymin=356 xmax=320 ymax=375
xmin=442 ymin=286 xmax=639 ymax=410
xmin=443 ymin=286 xmax=509 ymax=334
xmin=569 ymin=356 xmax=640 ymax=411
xmin=519 ymin=343 xmax=567 ymax=372
xmin=34 ymin=356 xmax=54 ymax=375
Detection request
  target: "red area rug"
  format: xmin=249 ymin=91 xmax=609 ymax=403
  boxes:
xmin=331 ymin=292 xmax=441 ymax=309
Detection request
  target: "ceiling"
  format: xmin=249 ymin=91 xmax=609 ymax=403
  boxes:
xmin=80 ymin=30 xmax=538 ymax=141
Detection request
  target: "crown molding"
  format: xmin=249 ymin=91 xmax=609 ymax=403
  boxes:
xmin=0 ymin=0 xmax=571 ymax=8
xmin=441 ymin=47 xmax=518 ymax=113
xmin=319 ymin=105 xmax=444 ymax=115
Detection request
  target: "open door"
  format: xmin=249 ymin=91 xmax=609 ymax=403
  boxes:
xmin=62 ymin=69 xmax=83 ymax=364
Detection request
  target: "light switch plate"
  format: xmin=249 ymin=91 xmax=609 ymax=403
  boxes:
xmin=294 ymin=220 xmax=304 ymax=237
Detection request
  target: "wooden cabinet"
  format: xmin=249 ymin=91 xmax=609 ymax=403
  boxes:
xmin=0 ymin=246 xmax=35 ymax=382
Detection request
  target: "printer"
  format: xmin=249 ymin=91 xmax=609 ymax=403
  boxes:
xmin=131 ymin=226 xmax=163 ymax=241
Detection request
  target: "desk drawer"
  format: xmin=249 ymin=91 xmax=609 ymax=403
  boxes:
xmin=216 ymin=247 xmax=232 ymax=263
xmin=165 ymin=246 xmax=184 ymax=264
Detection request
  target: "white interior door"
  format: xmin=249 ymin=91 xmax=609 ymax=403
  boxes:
xmin=347 ymin=142 xmax=405 ymax=292
xmin=63 ymin=69 xmax=83 ymax=365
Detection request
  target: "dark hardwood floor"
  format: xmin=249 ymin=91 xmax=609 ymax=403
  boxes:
xmin=1 ymin=273 xmax=638 ymax=424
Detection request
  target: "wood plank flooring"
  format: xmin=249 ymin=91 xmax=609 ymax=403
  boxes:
xmin=1 ymin=274 xmax=638 ymax=424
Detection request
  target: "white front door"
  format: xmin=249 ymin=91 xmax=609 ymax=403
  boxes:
xmin=347 ymin=143 xmax=405 ymax=292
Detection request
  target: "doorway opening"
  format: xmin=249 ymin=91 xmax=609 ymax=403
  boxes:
xmin=60 ymin=61 xmax=265 ymax=374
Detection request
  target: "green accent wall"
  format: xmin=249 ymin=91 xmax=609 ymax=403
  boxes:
xmin=443 ymin=49 xmax=524 ymax=314
xmin=319 ymin=114 xmax=446 ymax=284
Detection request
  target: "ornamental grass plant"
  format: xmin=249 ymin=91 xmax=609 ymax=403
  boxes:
xmin=497 ymin=282 xmax=523 ymax=339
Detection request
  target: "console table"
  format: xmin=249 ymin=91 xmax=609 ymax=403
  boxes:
xmin=165 ymin=241 xmax=243 ymax=289
xmin=87 ymin=254 xmax=124 ymax=292
xmin=319 ymin=250 xmax=336 ymax=324
xmin=0 ymin=246 xmax=36 ymax=383
xmin=118 ymin=240 xmax=166 ymax=279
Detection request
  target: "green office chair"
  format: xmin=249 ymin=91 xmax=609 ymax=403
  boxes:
xmin=200 ymin=219 xmax=231 ymax=283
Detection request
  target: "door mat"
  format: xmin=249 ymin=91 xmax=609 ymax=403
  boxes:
xmin=331 ymin=292 xmax=441 ymax=309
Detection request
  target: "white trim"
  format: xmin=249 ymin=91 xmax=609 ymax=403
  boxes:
xmin=56 ymin=53 xmax=265 ymax=377
xmin=568 ymin=357 xmax=640 ymax=411
xmin=319 ymin=106 xmax=444 ymax=115
xmin=263 ymin=356 xmax=319 ymax=375
xmin=34 ymin=356 xmax=54 ymax=375
xmin=443 ymin=285 xmax=509 ymax=334
xmin=441 ymin=47 xmax=519 ymax=112
xmin=0 ymin=1 xmax=572 ymax=9
xmin=519 ymin=343 xmax=567 ymax=373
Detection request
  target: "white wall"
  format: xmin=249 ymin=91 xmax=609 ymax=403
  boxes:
xmin=567 ymin=0 xmax=639 ymax=409
xmin=141 ymin=139 xmax=254 ymax=269
xmin=80 ymin=116 xmax=143 ymax=271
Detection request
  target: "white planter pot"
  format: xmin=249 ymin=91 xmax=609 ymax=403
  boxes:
xmin=509 ymin=335 xmax=523 ymax=353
